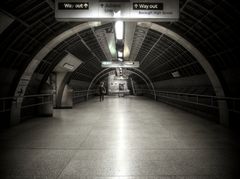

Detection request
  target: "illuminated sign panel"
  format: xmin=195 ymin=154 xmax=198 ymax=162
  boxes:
xmin=58 ymin=2 xmax=89 ymax=10
xmin=101 ymin=61 xmax=139 ymax=68
xmin=133 ymin=3 xmax=163 ymax=10
xmin=55 ymin=0 xmax=179 ymax=21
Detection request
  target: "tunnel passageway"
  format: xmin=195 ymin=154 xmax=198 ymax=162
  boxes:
xmin=1 ymin=0 xmax=240 ymax=178
xmin=0 ymin=96 xmax=239 ymax=178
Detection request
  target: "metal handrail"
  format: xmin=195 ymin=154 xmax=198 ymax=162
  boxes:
xmin=73 ymin=89 xmax=97 ymax=100
xmin=135 ymin=89 xmax=240 ymax=114
xmin=154 ymin=93 xmax=218 ymax=109
xmin=135 ymin=89 xmax=240 ymax=101
xmin=0 ymin=94 xmax=52 ymax=101
xmin=21 ymin=101 xmax=52 ymax=109
xmin=0 ymin=94 xmax=53 ymax=113
xmin=21 ymin=94 xmax=52 ymax=98
xmin=74 ymin=90 xmax=96 ymax=93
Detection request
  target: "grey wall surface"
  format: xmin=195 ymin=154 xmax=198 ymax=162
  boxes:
xmin=0 ymin=68 xmax=17 ymax=97
xmin=222 ymin=68 xmax=240 ymax=97
xmin=153 ymin=74 xmax=214 ymax=95
xmin=69 ymin=80 xmax=90 ymax=90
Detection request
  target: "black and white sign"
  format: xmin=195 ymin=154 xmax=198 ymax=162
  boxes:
xmin=58 ymin=2 xmax=89 ymax=10
xmin=133 ymin=3 xmax=163 ymax=10
xmin=55 ymin=0 xmax=179 ymax=21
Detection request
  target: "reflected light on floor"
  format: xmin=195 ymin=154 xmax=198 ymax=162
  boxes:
xmin=115 ymin=113 xmax=129 ymax=174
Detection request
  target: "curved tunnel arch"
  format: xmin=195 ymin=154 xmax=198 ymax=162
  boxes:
xmin=86 ymin=68 xmax=156 ymax=100
xmin=138 ymin=22 xmax=228 ymax=125
xmin=9 ymin=22 xmax=228 ymax=125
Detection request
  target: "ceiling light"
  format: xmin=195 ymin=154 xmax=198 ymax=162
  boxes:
xmin=63 ymin=63 xmax=74 ymax=70
xmin=118 ymin=51 xmax=123 ymax=58
xmin=101 ymin=61 xmax=139 ymax=68
xmin=124 ymin=61 xmax=134 ymax=65
xmin=115 ymin=21 xmax=124 ymax=40
xmin=102 ymin=61 xmax=112 ymax=65
xmin=171 ymin=71 xmax=181 ymax=78
xmin=118 ymin=58 xmax=123 ymax=62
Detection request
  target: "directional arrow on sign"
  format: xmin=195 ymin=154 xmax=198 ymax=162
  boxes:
xmin=134 ymin=4 xmax=138 ymax=8
xmin=84 ymin=3 xmax=88 ymax=8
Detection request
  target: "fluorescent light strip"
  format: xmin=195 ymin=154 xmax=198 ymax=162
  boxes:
xmin=115 ymin=21 xmax=124 ymax=40
xmin=63 ymin=63 xmax=74 ymax=70
xmin=118 ymin=51 xmax=123 ymax=58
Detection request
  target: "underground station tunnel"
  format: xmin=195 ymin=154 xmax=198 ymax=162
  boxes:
xmin=0 ymin=0 xmax=240 ymax=178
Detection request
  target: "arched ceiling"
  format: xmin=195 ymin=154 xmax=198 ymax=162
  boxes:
xmin=0 ymin=0 xmax=240 ymax=96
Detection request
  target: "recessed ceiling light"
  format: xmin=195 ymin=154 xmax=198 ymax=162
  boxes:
xmin=63 ymin=63 xmax=74 ymax=70
xmin=118 ymin=51 xmax=123 ymax=58
xmin=115 ymin=21 xmax=124 ymax=40
xmin=171 ymin=71 xmax=181 ymax=78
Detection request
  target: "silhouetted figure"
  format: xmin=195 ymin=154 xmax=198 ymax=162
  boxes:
xmin=99 ymin=82 xmax=106 ymax=102
xmin=118 ymin=83 xmax=125 ymax=97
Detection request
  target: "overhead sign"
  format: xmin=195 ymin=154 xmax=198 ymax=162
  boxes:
xmin=58 ymin=2 xmax=89 ymax=10
xmin=133 ymin=3 xmax=163 ymax=10
xmin=55 ymin=0 xmax=179 ymax=21
xmin=101 ymin=61 xmax=139 ymax=68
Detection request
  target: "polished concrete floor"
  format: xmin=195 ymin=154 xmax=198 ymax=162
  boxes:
xmin=0 ymin=96 xmax=239 ymax=179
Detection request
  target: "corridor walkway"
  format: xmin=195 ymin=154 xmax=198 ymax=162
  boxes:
xmin=0 ymin=96 xmax=239 ymax=179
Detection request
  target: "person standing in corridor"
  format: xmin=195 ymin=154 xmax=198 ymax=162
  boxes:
xmin=99 ymin=82 xmax=106 ymax=102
